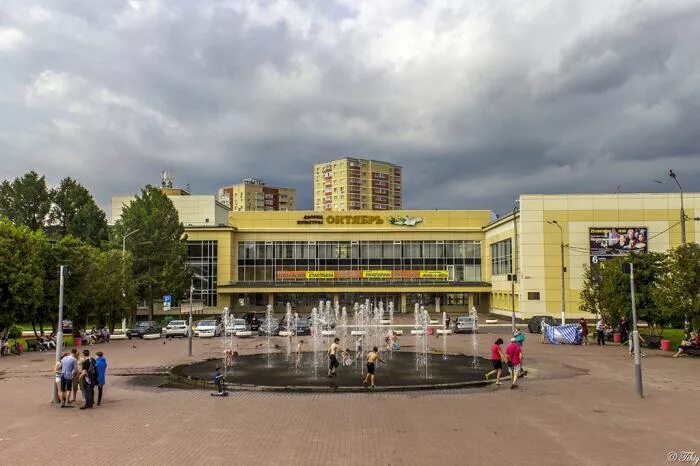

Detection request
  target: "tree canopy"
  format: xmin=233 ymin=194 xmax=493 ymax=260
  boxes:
xmin=50 ymin=177 xmax=108 ymax=246
xmin=0 ymin=171 xmax=51 ymax=230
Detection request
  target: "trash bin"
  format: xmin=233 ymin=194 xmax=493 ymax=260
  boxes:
xmin=75 ymin=337 xmax=82 ymax=347
xmin=427 ymin=327 xmax=435 ymax=336
xmin=613 ymin=332 xmax=621 ymax=344
xmin=661 ymin=339 xmax=671 ymax=352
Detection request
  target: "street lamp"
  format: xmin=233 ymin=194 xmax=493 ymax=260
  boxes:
xmin=510 ymin=200 xmax=520 ymax=333
xmin=546 ymin=220 xmax=566 ymax=325
xmin=52 ymin=265 xmax=66 ymax=404
xmin=122 ymin=229 xmax=140 ymax=258
xmin=668 ymin=169 xmax=686 ymax=245
xmin=188 ymin=273 xmax=208 ymax=357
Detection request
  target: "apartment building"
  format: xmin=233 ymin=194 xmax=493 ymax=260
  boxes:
xmin=219 ymin=178 xmax=296 ymax=212
xmin=313 ymin=158 xmax=402 ymax=211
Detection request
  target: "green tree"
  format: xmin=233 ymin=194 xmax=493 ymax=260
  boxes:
xmin=654 ymin=243 xmax=700 ymax=334
xmin=50 ymin=177 xmax=108 ymax=246
xmin=90 ymin=249 xmax=136 ymax=332
xmin=0 ymin=171 xmax=51 ymax=230
xmin=112 ymin=186 xmax=189 ymax=319
xmin=0 ymin=219 xmax=44 ymax=337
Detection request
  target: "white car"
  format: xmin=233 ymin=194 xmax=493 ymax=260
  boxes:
xmin=165 ymin=320 xmax=189 ymax=338
xmin=227 ymin=319 xmax=249 ymax=335
xmin=194 ymin=319 xmax=222 ymax=337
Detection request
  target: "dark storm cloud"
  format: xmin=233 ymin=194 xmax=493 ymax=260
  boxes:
xmin=0 ymin=0 xmax=699 ymax=216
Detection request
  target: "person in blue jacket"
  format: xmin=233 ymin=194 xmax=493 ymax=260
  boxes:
xmin=95 ymin=351 xmax=108 ymax=406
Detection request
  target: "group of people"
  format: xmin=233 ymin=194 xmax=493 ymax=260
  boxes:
xmin=79 ymin=327 xmax=111 ymax=345
xmin=673 ymin=331 xmax=700 ymax=358
xmin=485 ymin=329 xmax=526 ymax=389
xmin=54 ymin=348 xmax=108 ymax=409
xmin=590 ymin=317 xmax=629 ymax=346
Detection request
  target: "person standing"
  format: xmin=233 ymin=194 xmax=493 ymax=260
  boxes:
xmin=60 ymin=349 xmax=78 ymax=408
xmin=327 ymin=337 xmax=340 ymax=377
xmin=72 ymin=349 xmax=84 ymax=403
xmin=79 ymin=349 xmax=96 ymax=409
xmin=579 ymin=318 xmax=589 ymax=345
xmin=596 ymin=319 xmax=606 ymax=346
xmin=95 ymin=351 xmax=107 ymax=406
xmin=54 ymin=353 xmax=68 ymax=406
xmin=295 ymin=339 xmax=304 ymax=370
xmin=505 ymin=338 xmax=523 ymax=389
xmin=362 ymin=346 xmax=385 ymax=388
xmin=485 ymin=338 xmax=505 ymax=385
xmin=619 ymin=317 xmax=629 ymax=345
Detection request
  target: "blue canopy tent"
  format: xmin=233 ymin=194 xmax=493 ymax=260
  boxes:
xmin=543 ymin=322 xmax=582 ymax=345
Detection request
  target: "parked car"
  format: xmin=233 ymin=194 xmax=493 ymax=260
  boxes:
xmin=258 ymin=317 xmax=281 ymax=336
xmin=243 ymin=312 xmax=267 ymax=331
xmin=194 ymin=319 xmax=222 ymax=337
xmin=62 ymin=320 xmax=73 ymax=333
xmin=453 ymin=316 xmax=477 ymax=334
xmin=528 ymin=316 xmax=558 ymax=334
xmin=165 ymin=320 xmax=189 ymax=338
xmin=126 ymin=321 xmax=161 ymax=339
xmin=227 ymin=319 xmax=249 ymax=335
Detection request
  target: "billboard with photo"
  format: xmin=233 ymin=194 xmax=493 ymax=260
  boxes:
xmin=589 ymin=227 xmax=647 ymax=264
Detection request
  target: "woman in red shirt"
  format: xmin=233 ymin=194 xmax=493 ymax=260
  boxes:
xmin=485 ymin=338 xmax=505 ymax=385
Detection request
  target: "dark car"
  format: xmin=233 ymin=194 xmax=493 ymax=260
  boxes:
xmin=126 ymin=321 xmax=161 ymax=339
xmin=527 ymin=316 xmax=558 ymax=334
xmin=279 ymin=317 xmax=311 ymax=336
xmin=243 ymin=312 xmax=267 ymax=331
xmin=62 ymin=320 xmax=73 ymax=333
xmin=257 ymin=317 xmax=281 ymax=336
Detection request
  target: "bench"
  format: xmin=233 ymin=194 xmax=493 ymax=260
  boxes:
xmin=26 ymin=339 xmax=42 ymax=352
xmin=646 ymin=335 xmax=662 ymax=350
xmin=686 ymin=348 xmax=700 ymax=357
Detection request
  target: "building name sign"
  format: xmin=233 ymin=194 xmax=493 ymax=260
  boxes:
xmin=276 ymin=270 xmax=449 ymax=280
xmin=296 ymin=214 xmax=422 ymax=226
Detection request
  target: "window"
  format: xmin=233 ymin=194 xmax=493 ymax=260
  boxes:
xmin=186 ymin=240 xmax=218 ymax=307
xmin=490 ymin=239 xmax=512 ymax=276
xmin=528 ymin=292 xmax=540 ymax=301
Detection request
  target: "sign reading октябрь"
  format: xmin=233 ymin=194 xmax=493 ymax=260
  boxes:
xmin=297 ymin=214 xmax=385 ymax=225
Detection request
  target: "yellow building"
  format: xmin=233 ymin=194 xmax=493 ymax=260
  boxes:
xmin=218 ymin=178 xmax=296 ymax=212
xmin=313 ymin=158 xmax=401 ymax=211
xmin=112 ymin=190 xmax=698 ymax=318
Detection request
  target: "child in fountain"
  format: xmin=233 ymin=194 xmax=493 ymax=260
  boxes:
xmin=213 ymin=366 xmax=225 ymax=394
xmin=224 ymin=349 xmax=238 ymax=368
xmin=327 ymin=338 xmax=341 ymax=377
xmin=341 ymin=348 xmax=352 ymax=366
xmin=362 ymin=347 xmax=385 ymax=388
xmin=295 ymin=339 xmax=304 ymax=370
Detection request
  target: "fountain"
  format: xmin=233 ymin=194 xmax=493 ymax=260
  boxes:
xmin=284 ymin=302 xmax=293 ymax=361
xmin=264 ymin=304 xmax=275 ymax=368
xmin=221 ymin=307 xmax=232 ymax=378
xmin=310 ymin=307 xmax=321 ymax=378
xmin=441 ymin=311 xmax=448 ymax=359
xmin=340 ymin=307 xmax=348 ymax=353
xmin=470 ymin=306 xmax=480 ymax=368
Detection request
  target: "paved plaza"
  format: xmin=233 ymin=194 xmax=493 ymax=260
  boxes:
xmin=1 ymin=328 xmax=698 ymax=466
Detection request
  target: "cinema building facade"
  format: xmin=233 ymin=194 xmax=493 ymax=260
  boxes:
xmin=112 ymin=192 xmax=699 ymax=319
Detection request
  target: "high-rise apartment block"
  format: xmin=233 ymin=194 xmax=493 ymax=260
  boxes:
xmin=313 ymin=158 xmax=402 ymax=211
xmin=219 ymin=178 xmax=296 ymax=211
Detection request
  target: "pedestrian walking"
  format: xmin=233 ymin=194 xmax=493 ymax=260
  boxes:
xmin=484 ymin=338 xmax=505 ymax=385
xmin=596 ymin=319 xmax=606 ymax=346
xmin=327 ymin=338 xmax=340 ymax=377
xmin=95 ymin=351 xmax=107 ymax=406
xmin=505 ymin=338 xmax=523 ymax=389
xmin=362 ymin=346 xmax=385 ymax=388
xmin=619 ymin=317 xmax=629 ymax=345
xmin=579 ymin=318 xmax=589 ymax=345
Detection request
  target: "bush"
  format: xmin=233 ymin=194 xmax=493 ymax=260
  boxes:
xmin=7 ymin=325 xmax=23 ymax=339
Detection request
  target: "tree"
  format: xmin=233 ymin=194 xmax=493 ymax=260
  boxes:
xmin=0 ymin=219 xmax=44 ymax=337
xmin=654 ymin=243 xmax=700 ymax=334
xmin=90 ymin=249 xmax=136 ymax=332
xmin=50 ymin=177 xmax=108 ymax=246
xmin=0 ymin=171 xmax=51 ymax=230
xmin=112 ymin=186 xmax=189 ymax=319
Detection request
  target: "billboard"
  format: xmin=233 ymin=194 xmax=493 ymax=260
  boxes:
xmin=589 ymin=227 xmax=647 ymax=264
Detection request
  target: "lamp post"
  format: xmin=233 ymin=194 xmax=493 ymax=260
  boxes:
xmin=511 ymin=200 xmax=520 ymax=333
xmin=188 ymin=273 xmax=208 ymax=357
xmin=546 ymin=220 xmax=566 ymax=324
xmin=623 ymin=261 xmax=643 ymax=398
xmin=122 ymin=229 xmax=140 ymax=258
xmin=52 ymin=265 xmax=66 ymax=404
xmin=668 ymin=170 xmax=686 ymax=244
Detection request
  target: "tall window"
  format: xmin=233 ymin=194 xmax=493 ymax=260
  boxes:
xmin=490 ymin=239 xmax=512 ymax=276
xmin=187 ymin=240 xmax=218 ymax=307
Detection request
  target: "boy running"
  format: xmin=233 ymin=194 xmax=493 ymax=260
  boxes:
xmin=327 ymin=338 xmax=340 ymax=377
xmin=362 ymin=347 xmax=385 ymax=388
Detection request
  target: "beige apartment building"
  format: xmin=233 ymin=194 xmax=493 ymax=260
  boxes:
xmin=313 ymin=158 xmax=402 ymax=211
xmin=218 ymin=178 xmax=296 ymax=212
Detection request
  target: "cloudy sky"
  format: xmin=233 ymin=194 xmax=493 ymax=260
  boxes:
xmin=1 ymin=0 xmax=699 ymax=216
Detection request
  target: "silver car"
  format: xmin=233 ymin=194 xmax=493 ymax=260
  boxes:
xmin=165 ymin=320 xmax=189 ymax=338
xmin=454 ymin=316 xmax=477 ymax=334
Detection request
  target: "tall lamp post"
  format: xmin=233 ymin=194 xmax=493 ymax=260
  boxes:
xmin=52 ymin=265 xmax=66 ymax=404
xmin=668 ymin=170 xmax=686 ymax=244
xmin=546 ymin=220 xmax=566 ymax=324
xmin=122 ymin=229 xmax=140 ymax=258
xmin=510 ymin=200 xmax=520 ymax=333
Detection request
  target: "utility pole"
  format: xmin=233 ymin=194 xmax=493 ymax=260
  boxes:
xmin=624 ymin=261 xmax=644 ymax=398
xmin=547 ymin=220 xmax=566 ymax=324
xmin=188 ymin=276 xmax=194 ymax=357
xmin=53 ymin=265 xmax=65 ymax=404
xmin=669 ymin=169 xmax=689 ymax=334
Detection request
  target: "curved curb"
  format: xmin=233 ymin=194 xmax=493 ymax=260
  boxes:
xmin=168 ymin=364 xmax=520 ymax=393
